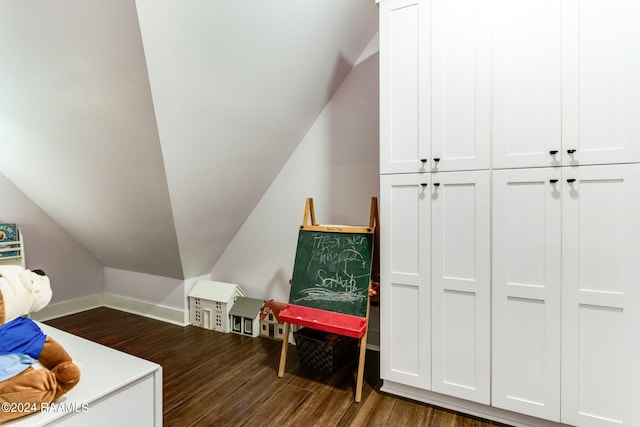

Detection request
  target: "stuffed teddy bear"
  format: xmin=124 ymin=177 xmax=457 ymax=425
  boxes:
xmin=0 ymin=265 xmax=80 ymax=424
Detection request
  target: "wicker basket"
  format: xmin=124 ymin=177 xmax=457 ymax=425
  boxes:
xmin=293 ymin=327 xmax=358 ymax=374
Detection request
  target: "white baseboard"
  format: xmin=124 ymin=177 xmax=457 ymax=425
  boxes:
xmin=31 ymin=294 xmax=105 ymax=322
xmin=30 ymin=293 xmax=188 ymax=327
xmin=366 ymin=330 xmax=380 ymax=351
xmin=103 ymin=293 xmax=189 ymax=326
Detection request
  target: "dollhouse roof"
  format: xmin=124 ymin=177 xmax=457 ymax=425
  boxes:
xmin=260 ymin=299 xmax=289 ymax=322
xmin=229 ymin=297 xmax=264 ymax=319
xmin=188 ymin=279 xmax=246 ymax=304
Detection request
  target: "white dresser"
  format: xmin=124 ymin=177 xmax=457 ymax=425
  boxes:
xmin=6 ymin=323 xmax=162 ymax=427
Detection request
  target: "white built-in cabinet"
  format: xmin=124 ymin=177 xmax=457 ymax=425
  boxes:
xmin=560 ymin=165 xmax=640 ymax=427
xmin=493 ymin=165 xmax=640 ymax=425
xmin=379 ymin=0 xmax=490 ymax=174
xmin=491 ymin=0 xmax=640 ymax=169
xmin=380 ymin=172 xmax=490 ymax=404
xmin=379 ymin=0 xmax=640 ymax=425
xmin=492 ymin=168 xmax=562 ymax=421
xmin=380 ymin=173 xmax=431 ymax=390
xmin=430 ymin=171 xmax=490 ymax=404
xmin=379 ymin=0 xmax=429 ymax=174
xmin=491 ymin=0 xmax=562 ymax=169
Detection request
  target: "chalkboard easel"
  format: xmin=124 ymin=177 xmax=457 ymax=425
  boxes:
xmin=289 ymin=228 xmax=374 ymax=319
xmin=277 ymin=197 xmax=379 ymax=403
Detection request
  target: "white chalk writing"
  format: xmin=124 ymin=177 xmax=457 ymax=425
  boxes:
xmin=293 ymin=233 xmax=371 ymax=305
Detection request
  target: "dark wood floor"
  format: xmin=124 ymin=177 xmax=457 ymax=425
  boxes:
xmin=45 ymin=307 xmax=511 ymax=427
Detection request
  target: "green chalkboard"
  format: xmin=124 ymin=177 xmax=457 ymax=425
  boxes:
xmin=289 ymin=229 xmax=374 ymax=318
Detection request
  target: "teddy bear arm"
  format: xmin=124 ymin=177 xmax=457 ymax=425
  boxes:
xmin=38 ymin=337 xmax=80 ymax=399
xmin=38 ymin=337 xmax=72 ymax=368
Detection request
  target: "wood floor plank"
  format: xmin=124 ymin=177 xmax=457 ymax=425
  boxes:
xmin=285 ymin=377 xmax=353 ymax=426
xmin=189 ymin=364 xmax=281 ymax=425
xmin=45 ymin=307 xmax=512 ymax=427
xmin=240 ymin=383 xmax=312 ymax=427
xmin=336 ymin=388 xmax=395 ymax=427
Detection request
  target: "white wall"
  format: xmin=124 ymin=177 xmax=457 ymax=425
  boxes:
xmin=104 ymin=268 xmax=185 ymax=309
xmin=210 ymin=46 xmax=380 ymax=336
xmin=96 ymin=43 xmax=380 ymax=330
xmin=103 ymin=267 xmax=210 ymax=325
xmin=0 ymin=0 xmax=183 ymax=280
xmin=0 ymin=172 xmax=103 ymax=303
xmin=135 ymin=0 xmax=379 ymax=279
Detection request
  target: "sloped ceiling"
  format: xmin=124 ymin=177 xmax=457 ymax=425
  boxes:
xmin=0 ymin=1 xmax=379 ymax=280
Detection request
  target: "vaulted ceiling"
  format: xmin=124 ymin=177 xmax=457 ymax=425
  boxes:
xmin=0 ymin=0 xmax=379 ymax=279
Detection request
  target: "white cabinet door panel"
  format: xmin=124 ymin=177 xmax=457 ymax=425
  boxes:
xmin=431 ymin=0 xmax=491 ymax=171
xmin=380 ymin=0 xmax=430 ymax=174
xmin=492 ymin=168 xmax=561 ymax=421
xmin=562 ymin=164 xmax=640 ymax=426
xmin=492 ymin=0 xmax=562 ymax=169
xmin=562 ymin=0 xmax=640 ymax=166
xmin=430 ymin=170 xmax=490 ymax=404
xmin=380 ymin=174 xmax=431 ymax=388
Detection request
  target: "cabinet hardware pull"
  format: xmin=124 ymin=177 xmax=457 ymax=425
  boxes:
xmin=567 ymin=149 xmax=576 ymax=154
xmin=567 ymin=178 xmax=576 ymax=183
xmin=433 ymin=183 xmax=440 ymax=187
xmin=549 ymin=150 xmax=558 ymax=155
xmin=421 ymin=183 xmax=427 ymax=188
xmin=550 ymin=179 xmax=558 ymax=183
xmin=420 ymin=158 xmax=427 ymax=163
xmin=433 ymin=158 xmax=441 ymax=162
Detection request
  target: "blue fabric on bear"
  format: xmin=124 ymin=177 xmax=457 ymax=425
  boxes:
xmin=0 ymin=317 xmax=46 ymax=359
xmin=0 ymin=354 xmax=36 ymax=382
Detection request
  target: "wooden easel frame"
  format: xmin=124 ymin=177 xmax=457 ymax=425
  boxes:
xmin=277 ymin=197 xmax=379 ymax=403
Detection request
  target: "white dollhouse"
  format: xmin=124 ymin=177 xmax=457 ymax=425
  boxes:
xmin=228 ymin=296 xmax=264 ymax=337
xmin=188 ymin=279 xmax=246 ymax=333
xmin=260 ymin=299 xmax=288 ymax=340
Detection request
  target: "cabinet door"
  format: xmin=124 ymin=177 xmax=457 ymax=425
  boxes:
xmin=430 ymin=170 xmax=490 ymax=403
xmin=380 ymin=173 xmax=431 ymax=389
xmin=562 ymin=0 xmax=640 ymax=166
xmin=380 ymin=0 xmax=430 ymax=174
xmin=492 ymin=0 xmax=562 ymax=169
xmin=562 ymin=164 xmax=640 ymax=426
xmin=430 ymin=0 xmax=491 ymax=171
xmin=492 ymin=168 xmax=561 ymax=421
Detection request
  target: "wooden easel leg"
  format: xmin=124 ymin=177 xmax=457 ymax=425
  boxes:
xmin=302 ymin=198 xmax=317 ymax=227
xmin=278 ymin=322 xmax=291 ymax=377
xmin=369 ymin=196 xmax=378 ymax=229
xmin=355 ymin=332 xmax=368 ymax=402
